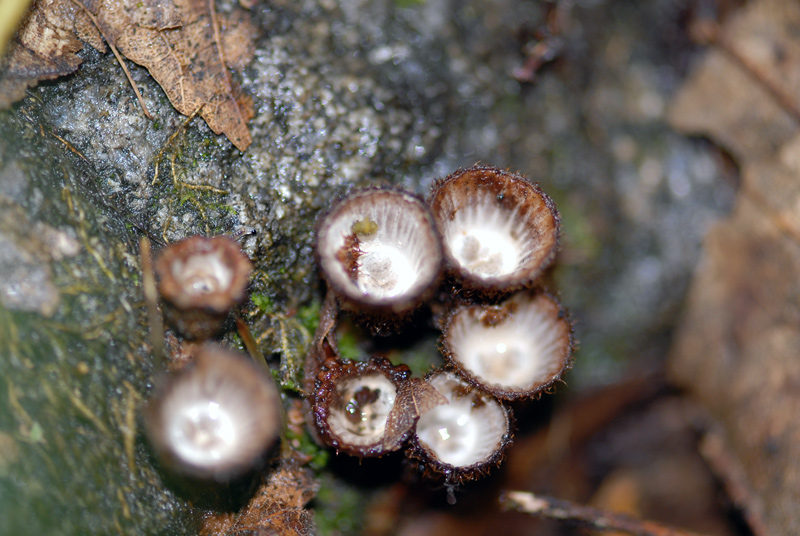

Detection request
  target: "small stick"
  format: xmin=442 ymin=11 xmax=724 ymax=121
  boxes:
xmin=692 ymin=19 xmax=800 ymax=124
xmin=500 ymin=490 xmax=712 ymax=536
xmin=699 ymin=429 xmax=768 ymax=536
xmin=739 ymin=182 xmax=800 ymax=245
xmin=69 ymin=0 xmax=153 ymax=120
xmin=140 ymin=237 xmax=165 ymax=371
xmin=122 ymin=380 xmax=138 ymax=474
xmin=513 ymin=0 xmax=570 ymax=82
xmin=49 ymin=131 xmax=90 ymax=163
xmin=68 ymin=388 xmax=113 ymax=438
xmin=235 ymin=315 xmax=271 ymax=375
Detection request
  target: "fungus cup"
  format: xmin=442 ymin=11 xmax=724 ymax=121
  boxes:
xmin=154 ymin=235 xmax=253 ymax=339
xmin=311 ymin=356 xmax=418 ymax=457
xmin=429 ymin=165 xmax=560 ymax=294
xmin=409 ymin=371 xmax=512 ymax=482
xmin=441 ymin=291 xmax=573 ymax=400
xmin=315 ymin=188 xmax=443 ymax=326
xmin=144 ymin=344 xmax=282 ymax=482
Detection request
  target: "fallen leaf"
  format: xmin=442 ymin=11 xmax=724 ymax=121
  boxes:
xmin=200 ymin=462 xmax=319 ymax=536
xmin=669 ymin=0 xmax=800 ymax=162
xmin=668 ymin=0 xmax=800 ymax=532
xmin=0 ymin=0 xmax=255 ymax=150
xmin=382 ymin=377 xmax=447 ymax=451
xmin=0 ymin=0 xmax=97 ymax=108
xmin=91 ymin=0 xmax=255 ymax=150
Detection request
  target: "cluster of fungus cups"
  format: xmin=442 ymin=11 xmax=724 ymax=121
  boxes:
xmin=144 ymin=236 xmax=283 ymax=486
xmin=312 ymin=164 xmax=573 ymax=483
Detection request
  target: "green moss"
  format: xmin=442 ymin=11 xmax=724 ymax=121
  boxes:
xmin=145 ymin=121 xmax=239 ymax=239
xmin=313 ymin=474 xmax=365 ymax=536
xmin=0 ymin=109 xmax=195 ymax=535
xmin=252 ymin=292 xmax=275 ymax=314
xmin=285 ymin=423 xmax=330 ymax=472
xmin=336 ymin=329 xmax=363 ymax=361
xmin=272 ymin=367 xmax=302 ymax=393
xmin=0 ymin=245 xmax=192 ymax=535
xmin=297 ymin=301 xmax=321 ymax=335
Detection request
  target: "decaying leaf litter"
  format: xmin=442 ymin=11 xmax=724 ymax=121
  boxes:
xmin=0 ymin=0 xmax=254 ymax=150
xmin=0 ymin=2 xmax=791 ymax=532
xmin=669 ymin=0 xmax=800 ymax=533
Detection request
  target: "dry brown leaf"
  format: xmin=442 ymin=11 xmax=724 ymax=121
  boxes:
xmin=90 ymin=0 xmax=255 ymax=150
xmin=670 ymin=0 xmax=800 ymax=162
xmin=0 ymin=0 xmax=255 ymax=151
xmin=668 ymin=0 xmax=800 ymax=532
xmin=0 ymin=0 xmax=97 ymax=108
xmin=381 ymin=377 xmax=447 ymax=451
xmin=200 ymin=463 xmax=319 ymax=536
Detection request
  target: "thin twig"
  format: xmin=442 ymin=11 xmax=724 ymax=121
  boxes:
xmin=694 ymin=19 xmax=800 ymax=124
xmin=699 ymin=429 xmax=768 ymax=536
xmin=62 ymin=184 xmax=117 ymax=283
xmin=116 ymin=488 xmax=132 ymax=520
xmin=122 ymin=380 xmax=138 ymax=474
xmin=68 ymin=0 xmax=153 ymax=120
xmin=68 ymin=388 xmax=113 ymax=438
xmin=513 ymin=0 xmax=570 ymax=82
xmin=235 ymin=315 xmax=271 ymax=375
xmin=49 ymin=131 xmax=90 ymax=163
xmin=740 ymin=182 xmax=800 ymax=244
xmin=6 ymin=379 xmax=33 ymax=429
xmin=500 ymin=490 xmax=712 ymax=536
